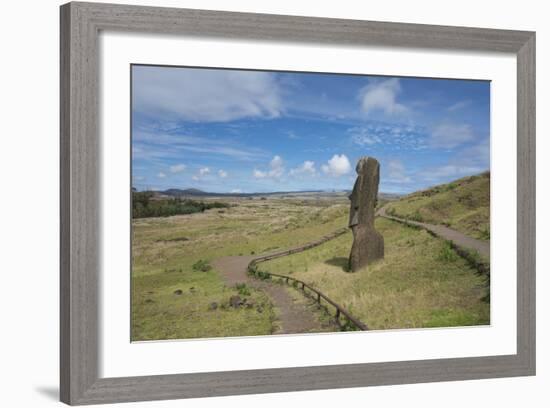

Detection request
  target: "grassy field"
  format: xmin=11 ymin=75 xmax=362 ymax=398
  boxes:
xmin=133 ymin=189 xmax=490 ymax=340
xmin=384 ymin=172 xmax=490 ymax=240
xmin=132 ymin=195 xmax=349 ymax=340
xmin=259 ymin=217 xmax=489 ymax=330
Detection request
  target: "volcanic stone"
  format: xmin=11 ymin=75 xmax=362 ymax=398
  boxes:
xmin=348 ymin=157 xmax=384 ymax=271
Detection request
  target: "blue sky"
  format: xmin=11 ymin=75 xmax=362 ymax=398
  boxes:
xmin=132 ymin=65 xmax=490 ymax=194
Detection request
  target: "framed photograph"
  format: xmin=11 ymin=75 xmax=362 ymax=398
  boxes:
xmin=60 ymin=2 xmax=535 ymax=405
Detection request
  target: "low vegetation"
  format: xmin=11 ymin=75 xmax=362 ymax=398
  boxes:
xmin=259 ymin=217 xmax=489 ymax=330
xmin=385 ymin=172 xmax=490 ymax=240
xmin=132 ymin=191 xmax=230 ymax=219
xmin=132 ymin=188 xmax=490 ymax=340
xmin=132 ymin=195 xmax=349 ymax=340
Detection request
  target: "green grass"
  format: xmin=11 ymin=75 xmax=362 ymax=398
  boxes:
xmin=259 ymin=217 xmax=489 ymax=330
xmin=132 ymin=198 xmax=349 ymax=340
xmin=282 ymin=285 xmax=337 ymax=330
xmin=133 ymin=191 xmax=490 ymax=339
xmin=132 ymin=272 xmax=276 ymax=340
xmin=385 ymin=172 xmax=490 ymax=240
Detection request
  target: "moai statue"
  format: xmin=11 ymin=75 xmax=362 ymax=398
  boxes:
xmin=348 ymin=157 xmax=384 ymax=272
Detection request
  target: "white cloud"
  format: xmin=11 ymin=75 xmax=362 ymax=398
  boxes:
xmin=269 ymin=155 xmax=285 ymax=179
xmin=253 ymin=169 xmax=267 ymax=179
xmin=169 ymin=163 xmax=186 ymax=173
xmin=447 ymin=100 xmax=471 ymax=112
xmin=430 ymin=124 xmax=475 ymax=148
xmin=286 ymin=130 xmax=299 ymax=139
xmin=386 ymin=159 xmax=411 ymax=183
xmin=218 ymin=169 xmax=228 ymax=178
xmin=447 ymin=138 xmax=489 ymax=171
xmin=420 ymin=138 xmax=489 ymax=183
xmin=421 ymin=164 xmax=484 ymax=181
xmin=350 ymin=128 xmax=382 ymax=146
xmin=321 ymin=154 xmax=352 ymax=177
xmin=133 ymin=130 xmax=268 ymax=162
xmin=348 ymin=124 xmax=428 ymax=151
xmin=358 ymin=78 xmax=408 ymax=116
xmin=253 ymin=155 xmax=285 ymax=180
xmin=157 ymin=172 xmax=166 ymax=178
xmin=190 ymin=167 xmax=211 ymax=181
xmin=290 ymin=160 xmax=316 ymax=177
xmin=133 ymin=66 xmax=284 ymax=122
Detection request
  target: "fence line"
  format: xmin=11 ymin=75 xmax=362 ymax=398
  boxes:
xmin=380 ymin=213 xmax=490 ymax=276
xmin=253 ymin=227 xmax=349 ymax=262
xmin=247 ymin=228 xmax=369 ymax=331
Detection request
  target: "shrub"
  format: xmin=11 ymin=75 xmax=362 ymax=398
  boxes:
xmin=408 ymin=210 xmax=424 ymax=222
xmin=256 ymin=270 xmax=271 ymax=280
xmin=132 ymin=192 xmax=231 ymax=218
xmin=478 ymin=226 xmax=490 ymax=240
xmin=247 ymin=264 xmax=257 ymax=276
xmin=235 ymin=283 xmax=251 ymax=296
xmin=192 ymin=259 xmax=212 ymax=272
xmin=443 ymin=182 xmax=458 ymax=192
xmin=437 ymin=242 xmax=458 ymax=262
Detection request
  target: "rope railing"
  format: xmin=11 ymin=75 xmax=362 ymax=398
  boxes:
xmin=247 ymin=228 xmax=369 ymax=331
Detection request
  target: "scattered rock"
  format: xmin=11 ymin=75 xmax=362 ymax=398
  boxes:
xmin=256 ymin=306 xmax=264 ymax=313
xmin=229 ymin=295 xmax=243 ymax=308
xmin=208 ymin=302 xmax=218 ymax=310
xmin=173 ymin=289 xmax=183 ymax=295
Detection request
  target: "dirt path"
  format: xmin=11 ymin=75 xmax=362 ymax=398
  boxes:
xmin=377 ymin=206 xmax=490 ymax=259
xmin=212 ymin=255 xmax=333 ymax=334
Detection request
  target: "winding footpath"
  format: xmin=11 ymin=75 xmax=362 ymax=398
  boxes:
xmin=213 ymin=255 xmax=324 ymax=334
xmin=377 ymin=206 xmax=490 ymax=259
xmin=212 ymin=229 xmax=349 ymax=335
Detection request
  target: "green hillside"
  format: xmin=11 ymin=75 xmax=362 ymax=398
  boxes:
xmin=385 ymin=172 xmax=490 ymax=240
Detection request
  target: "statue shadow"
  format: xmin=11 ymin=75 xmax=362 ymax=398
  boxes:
xmin=324 ymin=257 xmax=350 ymax=272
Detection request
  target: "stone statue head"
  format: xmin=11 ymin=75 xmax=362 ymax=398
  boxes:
xmin=355 ymin=157 xmax=370 ymax=174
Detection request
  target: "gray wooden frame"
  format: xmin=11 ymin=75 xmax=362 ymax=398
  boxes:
xmin=60 ymin=1 xmax=536 ymax=405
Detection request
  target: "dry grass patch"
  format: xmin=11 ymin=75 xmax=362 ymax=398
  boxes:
xmin=385 ymin=172 xmax=490 ymax=240
xmin=260 ymin=218 xmax=489 ymax=330
xmin=132 ymin=197 xmax=349 ymax=340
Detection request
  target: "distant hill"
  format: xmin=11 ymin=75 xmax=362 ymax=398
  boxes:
xmin=145 ymin=188 xmax=402 ymax=200
xmin=158 ymin=188 xmax=325 ymax=197
xmin=385 ymin=172 xmax=490 ymax=240
xmin=163 ymin=188 xmax=207 ymax=196
xmin=378 ymin=192 xmax=402 ymax=201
